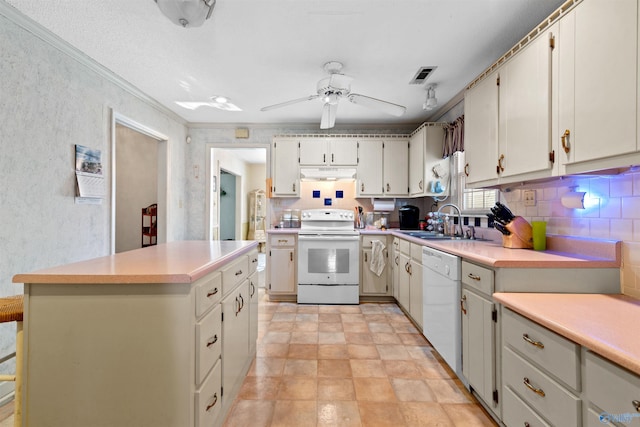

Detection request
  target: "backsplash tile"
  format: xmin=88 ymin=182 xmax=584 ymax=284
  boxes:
xmin=501 ymin=171 xmax=640 ymax=297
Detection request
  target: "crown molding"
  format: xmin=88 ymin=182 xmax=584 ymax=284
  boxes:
xmin=0 ymin=1 xmax=186 ymax=125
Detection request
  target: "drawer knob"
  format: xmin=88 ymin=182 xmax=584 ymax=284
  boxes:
xmin=467 ymin=273 xmax=481 ymax=281
xmin=522 ymin=334 xmax=545 ymax=349
xmin=633 ymin=400 xmax=640 ymax=412
xmin=206 ymin=393 xmax=218 ymax=411
xmin=523 ymin=377 xmax=545 ymax=397
xmin=206 ymin=288 xmax=219 ymax=298
xmin=206 ymin=335 xmax=218 ymax=347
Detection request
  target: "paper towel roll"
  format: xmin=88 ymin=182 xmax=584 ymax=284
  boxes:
xmin=372 ymin=199 xmax=395 ymax=212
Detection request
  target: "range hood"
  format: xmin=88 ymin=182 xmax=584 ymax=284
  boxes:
xmin=300 ymin=167 xmax=357 ymax=181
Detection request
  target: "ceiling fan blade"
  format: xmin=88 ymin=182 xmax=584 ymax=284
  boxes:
xmin=260 ymin=95 xmax=319 ymax=112
xmin=348 ymin=94 xmax=406 ymax=117
xmin=320 ymin=103 xmax=338 ymax=129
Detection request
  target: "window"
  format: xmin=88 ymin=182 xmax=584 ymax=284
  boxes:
xmin=452 ymin=151 xmax=499 ymax=213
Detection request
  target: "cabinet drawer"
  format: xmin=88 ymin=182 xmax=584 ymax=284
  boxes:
xmin=503 ymin=308 xmax=580 ymax=390
xmin=196 ymin=305 xmax=221 ymax=385
xmin=586 ymin=407 xmax=615 ymax=427
xmin=361 ymin=235 xmax=387 ymax=248
xmin=221 ymin=255 xmax=249 ymax=295
xmin=585 ymin=350 xmax=640 ymax=425
xmin=195 ymin=272 xmax=221 ymax=318
xmin=270 ymin=235 xmax=296 ymax=246
xmin=502 ymin=385 xmax=551 ymax=427
xmin=248 ymin=250 xmax=259 ymax=275
xmin=195 ymin=358 xmax=222 ymax=427
xmin=399 ymin=238 xmax=410 ymax=255
xmin=461 ymin=261 xmax=494 ymax=295
xmin=410 ymin=243 xmax=422 ymax=261
xmin=502 ymin=347 xmax=581 ymax=426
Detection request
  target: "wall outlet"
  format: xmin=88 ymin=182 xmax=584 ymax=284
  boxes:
xmin=523 ymin=190 xmax=536 ymax=207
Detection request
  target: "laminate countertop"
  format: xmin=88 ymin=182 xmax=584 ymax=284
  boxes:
xmin=13 ymin=240 xmax=258 ymax=284
xmin=269 ymin=228 xmax=621 ymax=268
xmin=494 ymin=292 xmax=640 ymax=376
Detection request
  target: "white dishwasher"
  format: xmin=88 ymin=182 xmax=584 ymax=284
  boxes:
xmin=422 ymin=246 xmax=462 ymax=376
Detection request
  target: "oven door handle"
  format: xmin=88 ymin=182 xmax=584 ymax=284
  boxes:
xmin=298 ymin=235 xmax=360 ymax=242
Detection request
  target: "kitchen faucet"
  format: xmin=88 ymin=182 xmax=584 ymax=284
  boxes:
xmin=437 ymin=203 xmax=463 ymax=237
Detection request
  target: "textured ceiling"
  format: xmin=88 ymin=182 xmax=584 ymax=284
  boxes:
xmin=5 ymin=0 xmax=566 ymax=128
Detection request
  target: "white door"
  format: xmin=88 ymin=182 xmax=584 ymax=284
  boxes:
xmin=382 ymin=139 xmax=409 ymax=196
xmin=357 ymin=139 xmax=383 ymax=196
xmin=409 ymin=128 xmax=425 ymax=196
xmin=269 ymin=247 xmax=295 ymax=293
xmin=299 ymin=139 xmax=327 ymax=165
xmin=272 ymin=139 xmax=299 ymax=196
xmin=328 ymin=139 xmax=358 ymax=165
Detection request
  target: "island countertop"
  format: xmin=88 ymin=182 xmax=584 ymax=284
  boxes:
xmin=494 ymin=292 xmax=640 ymax=376
xmin=13 ymin=240 xmax=258 ymax=285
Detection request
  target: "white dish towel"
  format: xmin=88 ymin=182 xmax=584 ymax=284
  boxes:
xmin=369 ymin=239 xmax=386 ymax=276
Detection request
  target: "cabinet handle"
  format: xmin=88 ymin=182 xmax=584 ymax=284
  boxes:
xmin=522 ymin=333 xmax=544 ymax=349
xmin=250 ymin=281 xmax=255 ymax=297
xmin=235 ymin=297 xmax=240 ymax=316
xmin=292 ymin=182 xmax=296 ymax=192
xmin=206 ymin=288 xmax=219 ymax=298
xmin=361 ymin=182 xmax=365 ymax=192
xmin=408 ymin=263 xmax=412 ymax=275
xmin=464 ymin=163 xmax=469 ymax=177
xmin=331 ymin=153 xmax=334 ymax=163
xmin=497 ymin=154 xmax=505 ymax=174
xmin=290 ymin=251 xmax=293 ymax=261
xmin=394 ymin=256 xmax=399 ymax=266
xmin=419 ymin=180 xmax=423 ymax=190
xmin=467 ymin=273 xmax=481 ymax=281
xmin=460 ymin=294 xmax=467 ymax=315
xmin=523 ymin=377 xmax=545 ymax=397
xmin=323 ymin=154 xmax=326 ymax=163
xmin=386 ymin=183 xmax=391 ymax=192
xmin=364 ymin=252 xmax=368 ymax=263
xmin=632 ymin=400 xmax=640 ymax=412
xmin=206 ymin=393 xmax=218 ymax=411
xmin=252 ymin=257 xmax=258 ymax=264
xmin=278 ymin=239 xmax=288 ymax=244
xmin=561 ymin=129 xmax=571 ymax=153
xmin=239 ymin=294 xmax=244 ymax=311
xmin=206 ymin=334 xmax=218 ymax=348
xmin=235 ymin=270 xmax=243 ymax=276
xmin=524 ymin=423 xmax=530 ymax=427
xmin=404 ymin=262 xmax=410 ymax=273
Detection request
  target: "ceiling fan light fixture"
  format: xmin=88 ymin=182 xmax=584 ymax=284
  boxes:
xmin=155 ymin=0 xmax=216 ymax=28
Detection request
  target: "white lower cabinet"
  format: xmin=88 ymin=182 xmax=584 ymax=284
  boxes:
xmin=360 ymin=235 xmax=390 ymax=296
xmin=267 ymin=233 xmax=297 ymax=295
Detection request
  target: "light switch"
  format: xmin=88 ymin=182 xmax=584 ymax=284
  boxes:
xmin=523 ymin=190 xmax=536 ymax=207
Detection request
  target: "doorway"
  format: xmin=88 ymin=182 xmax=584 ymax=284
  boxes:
xmin=219 ymin=170 xmax=238 ymax=240
xmin=111 ymin=112 xmax=168 ymax=254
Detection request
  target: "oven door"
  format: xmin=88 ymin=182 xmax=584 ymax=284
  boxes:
xmin=297 ymin=234 xmax=359 ymax=285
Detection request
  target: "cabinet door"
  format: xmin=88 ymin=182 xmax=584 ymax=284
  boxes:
xmin=272 ymin=139 xmax=299 ymax=196
xmin=409 ymin=128 xmax=425 ymax=196
xmin=357 ymin=140 xmax=384 ymax=196
xmin=268 ymin=247 xmax=295 ymax=294
xmin=398 ymin=252 xmax=411 ymax=311
xmin=383 ymin=139 xmax=409 ymax=196
xmin=499 ymin=27 xmax=554 ymax=179
xmin=560 ymin=0 xmax=637 ymax=166
xmin=329 ymin=139 xmax=358 ymax=165
xmin=461 ymin=288 xmax=495 ymax=407
xmin=361 ymin=249 xmax=388 ymax=295
xmin=248 ymin=272 xmax=259 ymax=355
xmin=299 ymin=139 xmax=328 ymax=165
xmin=222 ymin=280 xmax=250 ymax=396
xmin=409 ymin=258 xmax=423 ymax=329
xmin=464 ymin=70 xmax=500 ymax=185
xmin=391 ymin=238 xmax=400 ymax=300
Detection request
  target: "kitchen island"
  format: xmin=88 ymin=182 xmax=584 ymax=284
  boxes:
xmin=13 ymin=240 xmax=259 ymax=427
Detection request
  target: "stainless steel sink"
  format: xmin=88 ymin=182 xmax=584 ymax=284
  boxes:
xmin=397 ymin=230 xmax=490 ymax=242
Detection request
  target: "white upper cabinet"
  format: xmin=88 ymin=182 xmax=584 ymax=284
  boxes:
xmin=382 ymin=139 xmax=409 ymax=196
xmin=271 ymin=138 xmax=299 ymax=197
xmin=357 ymin=139 xmax=384 ymax=196
xmin=299 ymin=139 xmax=358 ymax=166
xmin=464 ymin=69 xmax=500 ymax=186
xmin=409 ymin=123 xmax=448 ymax=197
xmin=498 ymin=25 xmax=556 ymax=179
xmin=559 ymin=0 xmax=638 ymax=172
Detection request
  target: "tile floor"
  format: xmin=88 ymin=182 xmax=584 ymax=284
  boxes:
xmin=223 ymin=290 xmax=498 ymax=427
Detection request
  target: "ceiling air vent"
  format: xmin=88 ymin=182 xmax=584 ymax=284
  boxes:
xmin=409 ymin=66 xmax=437 ymax=85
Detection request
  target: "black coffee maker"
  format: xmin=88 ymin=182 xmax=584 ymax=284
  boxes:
xmin=398 ymin=205 xmax=420 ymax=229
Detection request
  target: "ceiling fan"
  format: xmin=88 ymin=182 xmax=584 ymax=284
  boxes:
xmin=260 ymin=61 xmax=406 ymax=129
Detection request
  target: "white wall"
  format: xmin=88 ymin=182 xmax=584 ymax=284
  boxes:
xmin=0 ymin=10 xmax=188 ymax=367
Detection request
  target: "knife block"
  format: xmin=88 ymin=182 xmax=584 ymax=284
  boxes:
xmin=502 ymin=216 xmax=534 ymax=249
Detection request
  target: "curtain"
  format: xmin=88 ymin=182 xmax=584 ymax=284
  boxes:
xmin=443 ymin=115 xmax=464 ymax=158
